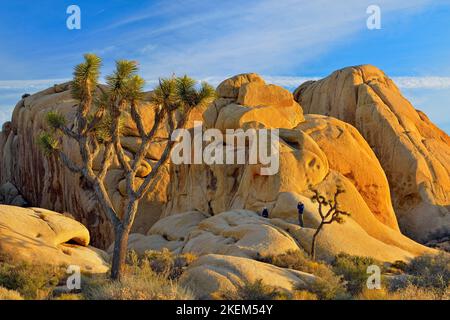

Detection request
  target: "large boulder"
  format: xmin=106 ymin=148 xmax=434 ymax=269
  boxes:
xmin=296 ymin=114 xmax=399 ymax=230
xmin=179 ymin=254 xmax=316 ymax=299
xmin=294 ymin=65 xmax=450 ymax=242
xmin=0 ymin=205 xmax=108 ymax=273
xmin=204 ymin=73 xmax=304 ymax=131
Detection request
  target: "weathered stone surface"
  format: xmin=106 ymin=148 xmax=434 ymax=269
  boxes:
xmin=125 ymin=201 xmax=433 ymax=264
xmin=296 ymin=114 xmax=399 ymax=230
xmin=181 ymin=210 xmax=300 ymax=259
xmin=294 ymin=65 xmax=450 ymax=242
xmin=107 ymin=211 xmax=208 ymax=255
xmin=164 ymin=128 xmax=329 ymax=217
xmin=216 ymin=73 xmax=265 ymax=99
xmin=206 ymin=73 xmax=304 ymax=131
xmin=0 ymin=205 xmax=109 ymax=273
xmin=180 ymin=254 xmax=317 ymax=299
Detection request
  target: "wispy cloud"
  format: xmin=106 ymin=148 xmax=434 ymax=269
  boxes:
xmin=0 ymin=79 xmax=69 ymax=90
xmin=125 ymin=0 xmax=434 ymax=79
xmin=391 ymin=77 xmax=450 ymax=89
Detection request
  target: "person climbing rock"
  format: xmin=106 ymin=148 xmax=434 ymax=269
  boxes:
xmin=261 ymin=207 xmax=269 ymax=218
xmin=297 ymin=202 xmax=305 ymax=227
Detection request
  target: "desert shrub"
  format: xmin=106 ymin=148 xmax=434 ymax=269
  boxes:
xmin=0 ymin=261 xmax=65 ymax=299
xmin=215 ymin=279 xmax=290 ymax=300
xmin=261 ymin=250 xmax=348 ymax=300
xmin=139 ymin=249 xmax=197 ymax=280
xmin=0 ymin=286 xmax=24 ymax=300
xmin=332 ymin=253 xmax=383 ymax=295
xmin=387 ymin=253 xmax=450 ymax=298
xmin=82 ymin=268 xmax=192 ymax=300
xmin=404 ymin=253 xmax=449 ymax=292
xmin=389 ymin=284 xmax=443 ymax=300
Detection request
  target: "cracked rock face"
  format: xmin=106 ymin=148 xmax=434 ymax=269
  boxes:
xmin=294 ymin=65 xmax=450 ymax=242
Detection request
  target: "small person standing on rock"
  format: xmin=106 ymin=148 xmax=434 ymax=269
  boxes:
xmin=297 ymin=202 xmax=305 ymax=227
xmin=261 ymin=207 xmax=269 ymax=219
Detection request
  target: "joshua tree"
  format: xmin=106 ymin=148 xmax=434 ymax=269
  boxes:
xmin=310 ymin=187 xmax=350 ymax=260
xmin=38 ymin=54 xmax=215 ymax=280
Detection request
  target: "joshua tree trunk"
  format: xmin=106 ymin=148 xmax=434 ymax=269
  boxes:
xmin=110 ymin=197 xmax=139 ymax=280
xmin=111 ymin=224 xmax=129 ymax=280
xmin=310 ymin=223 xmax=323 ymax=261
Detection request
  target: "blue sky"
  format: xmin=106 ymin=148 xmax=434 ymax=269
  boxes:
xmin=0 ymin=0 xmax=449 ymax=133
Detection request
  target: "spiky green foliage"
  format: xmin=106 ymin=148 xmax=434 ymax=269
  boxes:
xmin=45 ymin=111 xmax=66 ymax=129
xmin=151 ymin=78 xmax=177 ymax=110
xmin=198 ymin=82 xmax=216 ymax=105
xmin=124 ymin=75 xmax=145 ymax=101
xmin=37 ymin=132 xmax=59 ymax=156
xmin=151 ymin=76 xmax=216 ymax=112
xmin=94 ymin=112 xmax=126 ymax=142
xmin=71 ymin=53 xmax=102 ymax=100
xmin=175 ymin=75 xmax=197 ymax=107
xmin=106 ymin=60 xmax=140 ymax=99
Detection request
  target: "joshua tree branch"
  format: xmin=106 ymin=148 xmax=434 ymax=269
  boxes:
xmin=130 ymin=100 xmax=147 ymax=138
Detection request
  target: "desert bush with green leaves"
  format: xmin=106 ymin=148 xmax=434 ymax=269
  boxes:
xmin=331 ymin=253 xmax=383 ymax=295
xmin=0 ymin=260 xmax=65 ymax=299
xmin=127 ymin=249 xmax=197 ymax=280
xmin=387 ymin=252 xmax=449 ymax=298
xmin=260 ymin=250 xmax=349 ymax=300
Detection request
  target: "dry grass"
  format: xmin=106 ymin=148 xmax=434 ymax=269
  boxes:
xmin=358 ymin=285 xmax=448 ymax=300
xmin=82 ymin=250 xmax=195 ymax=300
xmin=213 ymin=279 xmax=290 ymax=300
xmin=82 ymin=269 xmax=193 ymax=300
xmin=0 ymin=286 xmax=24 ymax=300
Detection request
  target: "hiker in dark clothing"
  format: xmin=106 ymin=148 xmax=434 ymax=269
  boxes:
xmin=297 ymin=202 xmax=305 ymax=227
xmin=261 ymin=207 xmax=269 ymax=218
